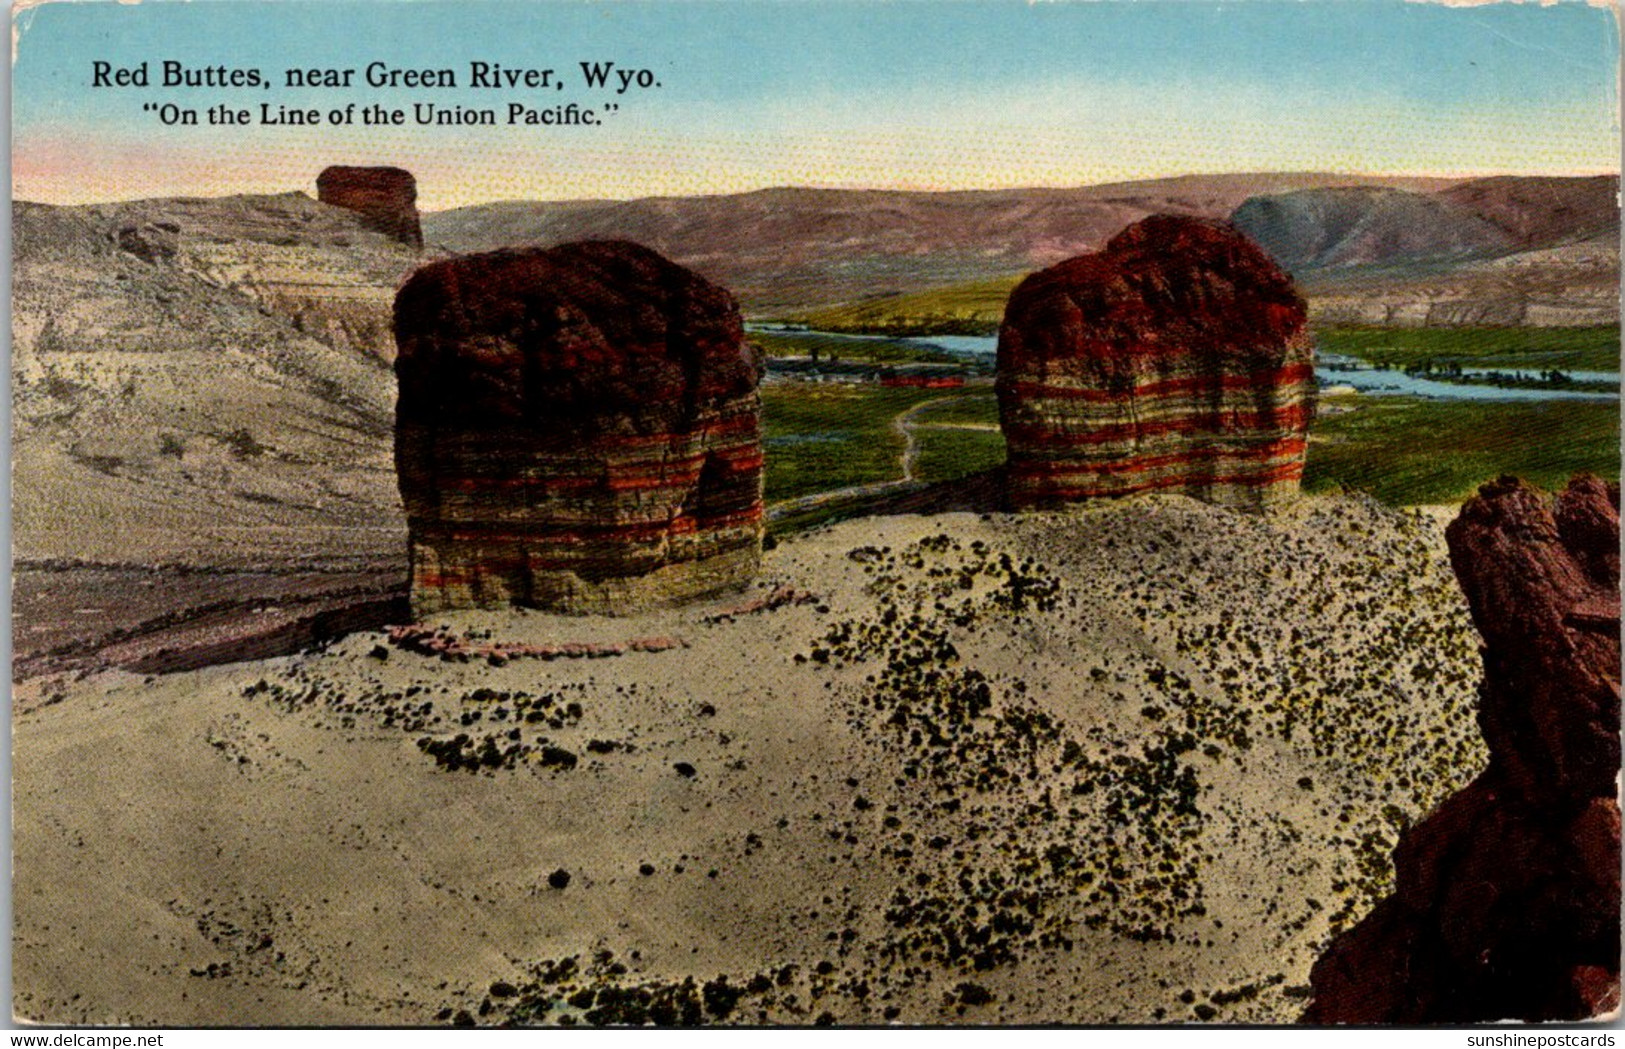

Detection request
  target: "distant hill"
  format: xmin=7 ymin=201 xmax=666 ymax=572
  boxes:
xmin=422 ymin=173 xmax=1457 ymax=314
xmin=1227 ymin=176 xmax=1619 ymax=326
xmin=1228 ymin=186 xmax=1514 ymax=272
xmin=1299 ymin=231 xmax=1620 ymax=327
xmin=794 ymin=176 xmax=1618 ymax=332
xmin=1439 ymin=175 xmax=1619 ymax=251
xmin=424 ymin=173 xmax=1616 ymax=325
xmin=1230 ymin=177 xmax=1617 ymax=273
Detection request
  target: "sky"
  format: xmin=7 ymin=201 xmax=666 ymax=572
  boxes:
xmin=11 ymin=0 xmax=1621 ymax=210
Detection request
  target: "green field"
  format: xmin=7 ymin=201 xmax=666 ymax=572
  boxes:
xmin=909 ymin=395 xmax=1006 ymax=483
xmin=763 ymin=381 xmax=1618 ymax=514
xmin=1318 ymin=326 xmax=1621 ymax=372
xmin=749 ymin=329 xmax=960 ymax=364
xmin=913 ymin=427 xmax=1007 ymax=484
xmin=761 ymin=384 xmax=952 ymax=502
xmin=787 ymin=277 xmax=1019 ymax=336
xmin=1305 ymin=395 xmax=1620 ymax=505
xmin=911 ymin=394 xmax=1000 ymax=426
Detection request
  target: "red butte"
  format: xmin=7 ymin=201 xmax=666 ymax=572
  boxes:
xmin=393 ymin=241 xmax=764 ymax=617
xmin=996 ymin=215 xmax=1312 ymax=511
xmin=1307 ymin=475 xmax=1621 ymax=1023
xmin=315 ymin=165 xmax=424 ymax=249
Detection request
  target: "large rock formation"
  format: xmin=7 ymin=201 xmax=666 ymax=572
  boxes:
xmin=995 ymin=216 xmax=1313 ymax=511
xmin=1306 ymin=475 xmax=1621 ymax=1023
xmin=317 ymin=166 xmax=423 ymax=249
xmin=394 ymin=240 xmax=764 ymax=617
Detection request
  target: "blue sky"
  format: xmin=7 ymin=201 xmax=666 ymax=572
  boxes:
xmin=13 ymin=0 xmax=1620 ymax=208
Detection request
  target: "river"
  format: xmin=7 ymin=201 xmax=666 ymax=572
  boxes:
xmin=751 ymin=327 xmax=1620 ymax=402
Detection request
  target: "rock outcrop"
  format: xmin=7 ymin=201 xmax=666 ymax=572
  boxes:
xmin=1306 ymin=475 xmax=1621 ymax=1023
xmin=317 ymin=166 xmax=423 ymax=248
xmin=394 ymin=240 xmax=764 ymax=617
xmin=995 ymin=215 xmax=1313 ymax=511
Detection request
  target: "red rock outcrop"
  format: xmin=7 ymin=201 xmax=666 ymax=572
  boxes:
xmin=394 ymin=241 xmax=763 ymax=617
xmin=995 ymin=215 xmax=1313 ymax=510
xmin=317 ymin=166 xmax=423 ymax=248
xmin=1306 ymin=475 xmax=1621 ymax=1023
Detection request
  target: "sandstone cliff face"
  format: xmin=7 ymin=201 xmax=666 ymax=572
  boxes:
xmin=394 ymin=241 xmax=764 ymax=617
xmin=995 ymin=215 xmax=1313 ymax=511
xmin=317 ymin=166 xmax=424 ymax=249
xmin=1306 ymin=475 xmax=1621 ymax=1023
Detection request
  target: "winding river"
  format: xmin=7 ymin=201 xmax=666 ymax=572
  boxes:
xmin=753 ymin=327 xmax=1620 ymax=403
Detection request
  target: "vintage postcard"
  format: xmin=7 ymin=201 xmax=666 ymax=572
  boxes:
xmin=10 ymin=0 xmax=1621 ymax=1028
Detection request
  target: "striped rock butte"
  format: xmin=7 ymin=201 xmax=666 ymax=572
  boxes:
xmin=996 ymin=215 xmax=1313 ymax=511
xmin=394 ymin=241 xmax=764 ymax=617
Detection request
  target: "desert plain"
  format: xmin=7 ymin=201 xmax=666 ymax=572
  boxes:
xmin=15 ymin=495 xmax=1486 ymax=1025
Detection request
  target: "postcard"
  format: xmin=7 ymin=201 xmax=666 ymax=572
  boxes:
xmin=10 ymin=0 xmax=1621 ymax=1028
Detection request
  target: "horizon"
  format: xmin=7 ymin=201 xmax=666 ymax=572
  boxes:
xmin=13 ymin=1 xmax=1620 ymax=210
xmin=15 ymin=167 xmax=1623 ymax=214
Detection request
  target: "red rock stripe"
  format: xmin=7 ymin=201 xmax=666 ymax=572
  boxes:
xmin=414 ymin=539 xmax=760 ymax=585
xmin=440 ymin=456 xmax=766 ymax=495
xmin=1006 ymin=403 xmax=1313 ymax=447
xmin=441 ymin=475 xmax=632 ymax=493
xmin=1015 ymin=460 xmax=1305 ymax=501
xmin=413 ymin=506 xmax=763 ymax=544
xmin=1001 ymin=362 xmax=1314 ymax=404
xmin=407 ymin=412 xmax=761 ymax=449
xmin=707 ymin=449 xmax=766 ymax=469
xmin=605 ymin=471 xmax=705 ymax=492
xmin=440 ymin=471 xmax=701 ymax=490
xmin=607 ymin=455 xmax=763 ymax=489
xmin=1008 ymin=437 xmax=1308 ymax=479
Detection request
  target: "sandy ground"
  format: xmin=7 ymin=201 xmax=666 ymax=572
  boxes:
xmin=13 ymin=494 xmax=1487 ymax=1026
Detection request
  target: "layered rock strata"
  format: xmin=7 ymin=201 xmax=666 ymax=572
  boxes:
xmin=996 ymin=215 xmax=1313 ymax=510
xmin=317 ymin=166 xmax=423 ymax=248
xmin=1306 ymin=475 xmax=1621 ymax=1023
xmin=394 ymin=241 xmax=764 ymax=617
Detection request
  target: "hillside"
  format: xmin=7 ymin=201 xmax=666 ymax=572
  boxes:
xmin=1299 ymin=232 xmax=1621 ymax=327
xmin=780 ymin=177 xmax=1618 ymax=332
xmin=422 ymin=173 xmax=1457 ymax=314
xmin=11 ymin=194 xmax=419 ymax=567
xmin=1228 ymin=186 xmax=1513 ymax=272
xmin=1439 ymin=174 xmax=1620 ymax=250
xmin=1231 ymin=178 xmax=1619 ymax=326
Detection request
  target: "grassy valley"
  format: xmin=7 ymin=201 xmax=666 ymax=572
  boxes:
xmin=785 ymin=277 xmax=1017 ymax=336
xmin=1316 ymin=325 xmax=1620 ymax=372
xmin=762 ymin=381 xmax=1620 ymax=513
xmin=761 ymin=385 xmax=952 ymax=503
xmin=1305 ymin=395 xmax=1621 ymax=506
